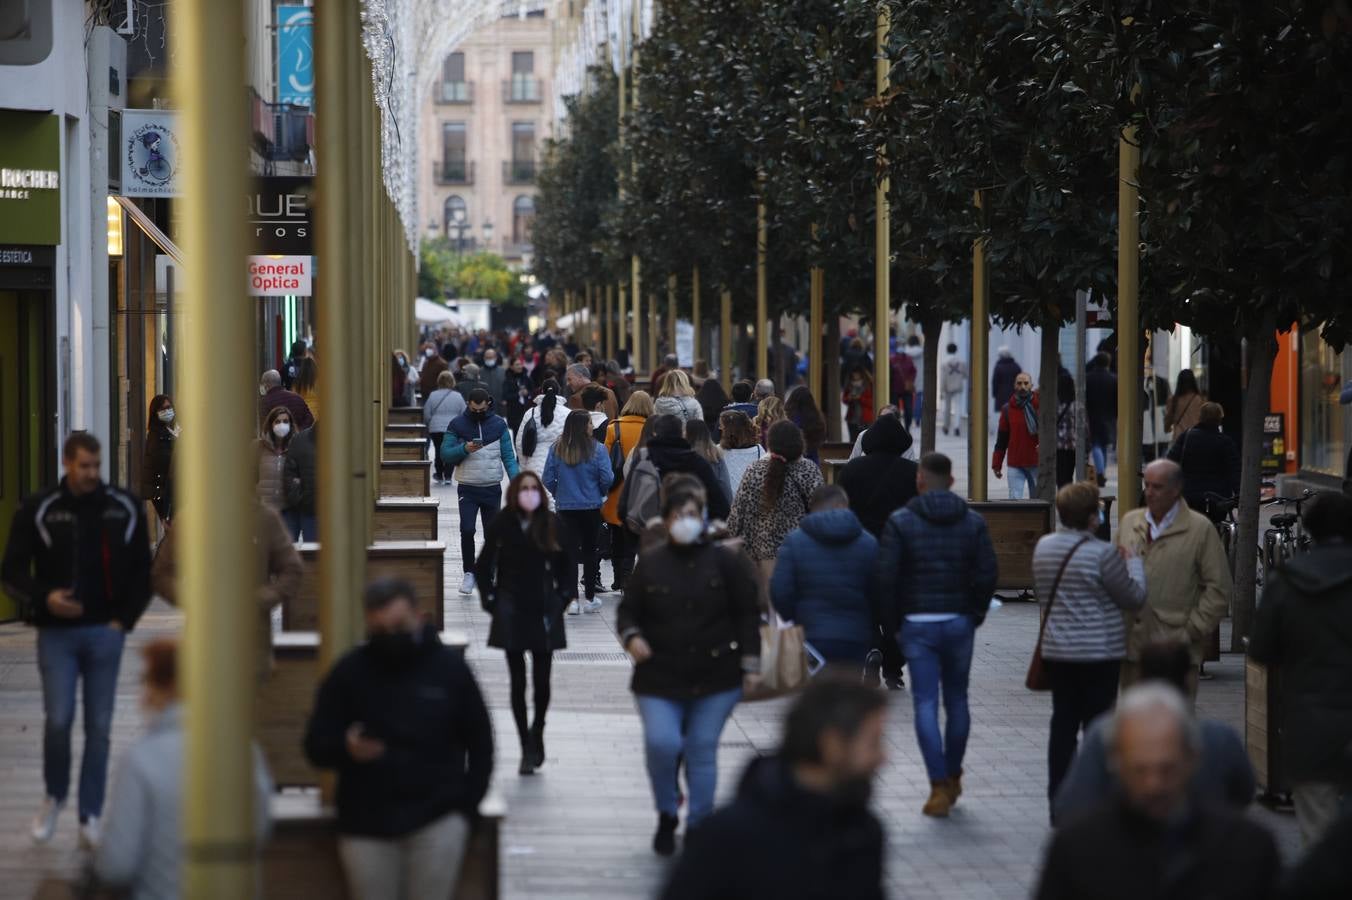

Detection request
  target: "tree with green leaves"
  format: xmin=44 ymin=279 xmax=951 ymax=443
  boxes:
xmin=418 ymin=243 xmax=529 ymax=305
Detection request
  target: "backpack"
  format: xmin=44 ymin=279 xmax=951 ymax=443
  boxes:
xmin=521 ymin=409 xmax=538 ymax=459
xmin=621 ymin=450 xmax=662 ymax=533
xmin=608 ymin=420 xmax=626 ymax=489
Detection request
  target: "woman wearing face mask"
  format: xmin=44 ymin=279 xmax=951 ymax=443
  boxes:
xmin=257 ymin=407 xmax=294 ymax=510
xmin=543 ymin=411 xmax=615 ymax=614
xmin=474 ymin=472 xmax=575 ymax=775
xmin=501 ymin=357 xmax=532 ymax=433
xmin=391 ymin=351 xmax=415 ymax=407
xmin=618 ymin=488 xmax=761 ymax=856
xmin=142 ymin=394 xmax=179 ymax=527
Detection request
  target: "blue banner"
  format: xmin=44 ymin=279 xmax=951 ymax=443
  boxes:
xmin=276 ymin=6 xmax=314 ymax=107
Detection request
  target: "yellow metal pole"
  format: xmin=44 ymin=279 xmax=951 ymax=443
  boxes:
xmin=648 ymin=291 xmax=659 ymax=373
xmin=618 ymin=286 xmax=627 ymax=360
xmin=720 ymin=288 xmax=733 ymax=392
xmin=604 ymin=283 xmax=614 ymax=360
xmin=667 ymin=274 xmax=677 ymax=362
xmin=173 ymin=1 xmax=258 ymax=894
xmin=1116 ymin=125 xmax=1142 ymax=520
xmin=970 ymin=191 xmax=990 ymax=502
xmin=756 ymin=179 xmax=768 ymax=382
xmin=691 ymin=265 xmax=701 ymax=361
xmin=810 ymin=250 xmax=824 ymax=407
xmin=873 ymin=7 xmax=891 ymax=404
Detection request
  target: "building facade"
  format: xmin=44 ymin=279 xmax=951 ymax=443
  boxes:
xmin=418 ymin=7 xmax=559 ymax=265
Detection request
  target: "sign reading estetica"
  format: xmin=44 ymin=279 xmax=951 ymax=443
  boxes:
xmin=248 ymin=255 xmax=312 ymax=296
xmin=0 ymin=111 xmax=61 ymax=244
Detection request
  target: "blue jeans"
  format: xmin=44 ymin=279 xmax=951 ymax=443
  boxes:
xmin=636 ymin=687 xmax=742 ymax=825
xmin=37 ymin=624 xmax=126 ymax=819
xmin=283 ymin=510 xmax=318 ymax=542
xmin=457 ymin=484 xmax=501 ymax=573
xmin=1007 ymin=466 xmax=1037 ymax=500
xmin=900 ymin=616 xmax=976 ymax=783
xmin=1091 ymin=444 xmax=1107 ymax=479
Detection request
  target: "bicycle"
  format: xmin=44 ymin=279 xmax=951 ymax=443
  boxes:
xmin=1262 ymin=490 xmax=1315 ymax=573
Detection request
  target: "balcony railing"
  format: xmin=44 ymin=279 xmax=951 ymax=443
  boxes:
xmin=503 ymin=159 xmax=536 ymax=184
xmin=503 ymin=77 xmax=542 ymax=103
xmin=437 ymin=80 xmax=473 ymax=104
xmin=435 ymin=161 xmax=475 ymax=185
xmin=251 ymin=89 xmax=313 ymax=163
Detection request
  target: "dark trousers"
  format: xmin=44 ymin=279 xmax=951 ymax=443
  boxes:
xmin=457 ymin=483 xmax=501 ymax=573
xmin=875 ymin=623 xmax=906 ymax=682
xmin=559 ymin=508 xmax=602 ymax=599
xmin=900 ymin=391 xmax=916 ymax=429
xmin=610 ymin=523 xmax=637 ymax=590
xmin=430 ymin=432 xmax=448 ymax=481
xmin=505 ymin=650 xmax=553 ymax=745
xmin=1046 ymin=659 xmax=1121 ymax=816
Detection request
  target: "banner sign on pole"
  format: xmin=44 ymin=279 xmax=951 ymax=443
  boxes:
xmin=676 ymin=320 xmax=695 ymax=368
xmin=277 ymin=6 xmax=314 ymax=107
xmin=121 ymin=110 xmax=181 ymax=197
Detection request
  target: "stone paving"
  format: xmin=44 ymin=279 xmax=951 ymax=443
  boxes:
xmin=0 ymin=428 xmax=1301 ymax=899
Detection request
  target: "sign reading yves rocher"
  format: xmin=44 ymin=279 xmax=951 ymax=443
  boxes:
xmin=250 ymin=176 xmax=313 ymax=254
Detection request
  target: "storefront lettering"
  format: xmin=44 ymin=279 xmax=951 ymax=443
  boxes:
xmin=0 ymin=248 xmax=35 ymax=264
xmin=0 ymin=168 xmax=59 ymax=190
xmin=247 ymin=255 xmax=312 ymax=296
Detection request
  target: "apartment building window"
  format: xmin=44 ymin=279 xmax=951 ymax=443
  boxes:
xmin=513 ymin=195 xmax=536 ymax=245
xmin=508 ymin=51 xmax=539 ymax=102
xmin=504 ymin=122 xmax=536 ymax=183
xmin=441 ymin=123 xmax=467 ymax=183
xmin=444 ymin=196 xmax=469 ymax=247
xmin=440 ymin=52 xmax=469 ymax=103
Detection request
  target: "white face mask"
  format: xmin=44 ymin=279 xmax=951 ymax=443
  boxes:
xmin=425 ymin=348 xmax=436 ymax=358
xmin=272 ymin=422 xmax=291 ymax=439
xmin=259 ymin=385 xmax=268 ymax=397
xmin=157 ymin=408 xmax=176 ymax=423
xmin=484 ymin=357 xmax=498 ymax=368
xmin=517 ymin=488 xmax=542 ymax=512
xmin=668 ymin=515 xmax=703 ymax=546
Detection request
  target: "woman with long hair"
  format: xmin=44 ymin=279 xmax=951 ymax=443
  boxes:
xmin=785 ymin=385 xmax=827 ymax=462
xmin=727 ymin=420 xmax=823 ymax=592
xmin=391 ymin=350 xmax=415 ymax=406
xmin=517 ymin=377 xmax=568 ymax=479
xmin=543 ymin=410 xmax=615 ymax=614
xmin=684 ymin=419 xmax=732 ymax=505
xmin=1165 ymin=369 xmax=1205 ymax=441
xmin=694 ymin=371 xmax=729 ymax=440
xmin=142 ymin=394 xmax=179 ymax=526
xmin=474 ymin=472 xmax=576 ymax=775
xmin=294 ymin=356 xmax=320 ymax=423
xmin=604 ymin=391 xmax=653 ymax=591
xmin=653 ymin=369 xmax=704 ymax=424
xmin=753 ymin=395 xmax=787 ymax=448
xmin=618 ymin=486 xmax=761 ymax=855
xmin=718 ymin=410 xmax=765 ymax=498
xmin=257 ymin=406 xmax=295 ymax=510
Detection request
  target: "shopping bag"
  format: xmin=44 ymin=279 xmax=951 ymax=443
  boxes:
xmin=743 ymin=615 xmax=810 ymax=702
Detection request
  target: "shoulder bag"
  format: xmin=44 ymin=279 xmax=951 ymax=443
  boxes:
xmin=608 ymin=420 xmax=626 ymax=489
xmin=1025 ymin=536 xmax=1093 ymax=691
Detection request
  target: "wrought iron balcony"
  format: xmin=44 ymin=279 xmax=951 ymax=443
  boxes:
xmin=435 ymin=160 xmax=475 ymax=185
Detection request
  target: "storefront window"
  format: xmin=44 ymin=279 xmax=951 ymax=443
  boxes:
xmin=1300 ymin=330 xmax=1349 ymax=478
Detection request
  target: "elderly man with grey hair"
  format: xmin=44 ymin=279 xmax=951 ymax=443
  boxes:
xmin=1115 ymin=459 xmax=1231 ymax=698
xmin=258 ymin=368 xmax=314 ymax=432
xmin=752 ymin=379 xmax=776 ymax=402
xmin=565 ymin=362 xmax=619 ymax=419
xmin=1035 ymin=681 xmax=1279 ymax=900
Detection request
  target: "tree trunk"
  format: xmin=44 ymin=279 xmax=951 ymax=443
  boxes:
xmin=825 ymin=314 xmax=842 ymax=441
xmin=1230 ymin=320 xmax=1277 ymax=652
xmin=1037 ymin=319 xmax=1061 ymax=502
xmin=920 ymin=315 xmax=943 ymax=455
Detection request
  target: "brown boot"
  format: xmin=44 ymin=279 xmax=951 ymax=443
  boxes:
xmin=944 ymin=769 xmax=964 ymax=805
xmin=922 ymin=781 xmax=953 ymax=818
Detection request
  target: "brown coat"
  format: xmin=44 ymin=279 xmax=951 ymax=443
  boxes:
xmin=1165 ymin=392 xmax=1205 ymax=441
xmin=567 ymin=382 xmax=620 ymax=420
xmin=418 ymin=355 xmax=449 ymax=402
xmin=1116 ymin=501 xmax=1231 ymax=663
xmin=152 ymin=504 xmax=303 ymax=681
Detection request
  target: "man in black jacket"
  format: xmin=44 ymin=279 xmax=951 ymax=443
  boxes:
xmin=1166 ymin=402 xmax=1241 ymax=517
xmin=1085 ymin=353 xmax=1118 ymax=486
xmin=304 ymin=578 xmax=493 ymax=897
xmin=641 ymin=414 xmax=731 ymax=520
xmin=1249 ymin=490 xmax=1352 ymax=846
xmin=661 ymin=677 xmax=888 ymax=900
xmin=1036 ymin=683 xmax=1280 ymax=900
xmin=1 ymin=432 xmax=151 ymax=847
xmin=283 ymin=424 xmax=318 ymax=541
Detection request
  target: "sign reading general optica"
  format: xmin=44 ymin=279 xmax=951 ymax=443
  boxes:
xmin=121 ymin=110 xmax=181 ymax=197
xmin=276 ymin=6 xmax=314 ymax=107
xmin=0 ymin=111 xmax=60 ymax=244
xmin=249 ymin=255 xmax=312 ymax=296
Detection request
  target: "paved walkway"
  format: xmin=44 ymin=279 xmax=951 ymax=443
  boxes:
xmin=0 ymin=432 xmax=1299 ymax=899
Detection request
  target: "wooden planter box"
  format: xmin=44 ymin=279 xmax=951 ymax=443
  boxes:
xmin=384 ymin=422 xmax=428 ymax=441
xmin=388 ymin=406 xmax=423 ymax=426
xmin=286 ymin=541 xmax=447 ymax=631
xmin=379 ymin=459 xmax=431 ymax=497
xmin=967 ymin=500 xmax=1054 ymax=595
xmin=383 ymin=438 xmax=427 ymax=462
xmin=1245 ymin=656 xmax=1289 ymax=802
xmin=374 ymin=496 xmax=440 ymax=541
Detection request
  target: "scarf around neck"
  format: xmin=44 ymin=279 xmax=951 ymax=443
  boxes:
xmin=1012 ymin=391 xmax=1038 ymax=436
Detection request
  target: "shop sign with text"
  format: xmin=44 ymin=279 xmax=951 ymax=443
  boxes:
xmin=248 ymin=255 xmax=312 ymax=296
xmin=0 ymin=111 xmax=60 ymax=244
xmin=121 ymin=110 xmax=181 ymax=197
xmin=250 ymin=176 xmax=313 ymax=253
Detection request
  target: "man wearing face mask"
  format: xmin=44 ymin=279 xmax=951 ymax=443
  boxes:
xmin=479 ymin=347 xmax=507 ymax=404
xmin=305 ymin=578 xmax=494 ymax=899
xmin=441 ymin=388 xmax=520 ymax=595
xmin=660 ymin=677 xmax=888 ymax=900
xmin=992 ymin=372 xmax=1040 ymax=500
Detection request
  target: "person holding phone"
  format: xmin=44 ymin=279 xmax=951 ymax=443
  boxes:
xmin=441 ymin=388 xmax=520 ymax=595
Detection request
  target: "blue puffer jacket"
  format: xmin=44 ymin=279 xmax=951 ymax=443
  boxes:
xmin=874 ymin=490 xmax=998 ymax=635
xmin=542 ymin=441 xmax=614 ymax=510
xmin=770 ymin=509 xmax=878 ymax=648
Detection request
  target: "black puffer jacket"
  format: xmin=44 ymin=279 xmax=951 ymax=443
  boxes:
xmin=645 ymin=436 xmax=731 ymax=520
xmin=1166 ymin=423 xmax=1241 ymax=514
xmin=837 ymin=416 xmax=917 ymax=536
xmin=1248 ymin=544 xmax=1352 ymax=784
xmin=283 ymin=426 xmax=317 ymax=515
xmin=140 ymin=426 xmax=175 ymax=521
xmin=303 ymin=624 xmax=493 ymax=838
xmin=617 ymin=539 xmax=760 ymax=699
xmin=474 ymin=510 xmax=573 ymax=653
xmin=661 ymin=756 xmax=885 ymax=900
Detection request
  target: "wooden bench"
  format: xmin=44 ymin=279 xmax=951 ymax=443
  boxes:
xmin=383 ymin=438 xmax=428 ymax=462
xmin=264 ymin=787 xmax=503 ymax=899
xmin=285 ymin=541 xmax=447 ymax=631
xmin=379 ymin=459 xmax=432 ymax=497
xmin=374 ymin=496 xmax=440 ymax=541
xmin=822 ymin=458 xmax=850 ymax=486
xmin=258 ymin=629 xmax=468 ymax=790
xmin=967 ymin=500 xmax=1054 ymax=597
xmin=385 ymin=422 xmax=428 ymax=441
xmin=819 ymin=441 xmax=853 ymax=462
xmin=388 ymin=406 xmax=423 ymax=426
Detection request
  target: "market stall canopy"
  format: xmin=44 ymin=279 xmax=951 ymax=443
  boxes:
xmin=556 ymin=307 xmax=590 ymax=331
xmin=416 ymin=297 xmax=465 ymax=326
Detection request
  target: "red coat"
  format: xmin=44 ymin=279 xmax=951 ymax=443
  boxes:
xmin=992 ymin=394 xmax=1039 ymax=470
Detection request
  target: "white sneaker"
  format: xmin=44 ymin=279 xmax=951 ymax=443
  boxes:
xmin=566 ymin=600 xmax=581 ymax=615
xmin=584 ymin=598 xmax=603 ymax=614
xmin=78 ymin=817 xmax=100 ymax=850
xmin=459 ymin=573 xmax=476 ymax=595
xmin=30 ymin=797 xmax=62 ymax=844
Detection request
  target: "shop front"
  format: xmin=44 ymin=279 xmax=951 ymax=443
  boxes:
xmin=1299 ymin=329 xmax=1350 ymax=486
xmin=250 ymin=176 xmax=315 ymax=376
xmin=0 ymin=111 xmax=60 ymax=622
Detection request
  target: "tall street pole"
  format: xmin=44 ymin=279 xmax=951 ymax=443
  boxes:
xmin=629 ymin=0 xmax=643 ymax=374
xmin=173 ymin=1 xmax=259 ymax=894
xmin=810 ymin=225 xmax=824 ymax=407
xmin=1115 ymin=123 xmax=1143 ymax=520
xmin=666 ymin=274 xmax=677 ymax=362
xmin=691 ymin=265 xmax=701 ymax=361
xmin=720 ymin=288 xmax=733 ymax=391
xmin=969 ymin=190 xmax=990 ymax=502
xmin=873 ymin=7 xmax=891 ymax=403
xmin=756 ymin=176 xmax=768 ymax=382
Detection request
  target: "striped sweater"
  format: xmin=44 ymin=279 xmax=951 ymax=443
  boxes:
xmin=1033 ymin=528 xmax=1147 ymax=662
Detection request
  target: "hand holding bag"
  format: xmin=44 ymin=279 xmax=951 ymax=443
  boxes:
xmin=1026 ymin=536 xmax=1092 ymax=691
xmin=744 ymin=613 xmax=810 ymax=702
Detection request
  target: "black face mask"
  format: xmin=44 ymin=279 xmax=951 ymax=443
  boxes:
xmin=469 ymin=407 xmax=489 ymax=421
xmin=367 ymin=629 xmax=417 ymax=665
